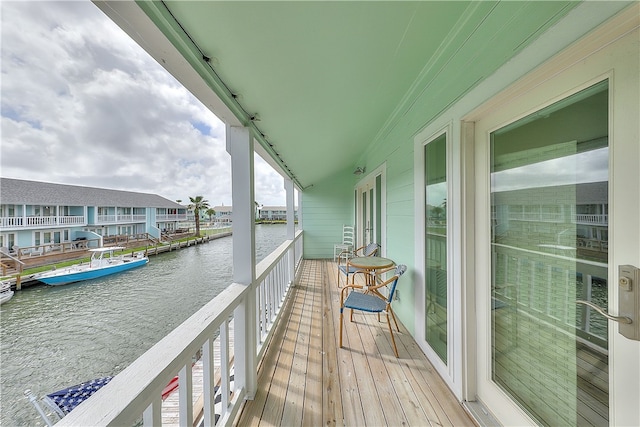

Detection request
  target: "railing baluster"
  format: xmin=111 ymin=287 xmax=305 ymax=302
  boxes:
xmin=256 ymin=284 xmax=262 ymax=345
xmin=203 ymin=337 xmax=215 ymax=427
xmin=221 ymin=320 xmax=230 ymax=416
xmin=143 ymin=396 xmax=161 ymax=426
xmin=270 ymin=273 xmax=276 ymax=323
xmin=179 ymin=361 xmax=193 ymax=427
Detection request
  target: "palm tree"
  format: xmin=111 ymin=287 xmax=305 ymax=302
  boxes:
xmin=188 ymin=196 xmax=210 ymax=237
xmin=205 ymin=208 xmax=216 ymax=224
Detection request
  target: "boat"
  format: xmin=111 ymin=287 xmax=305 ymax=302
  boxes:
xmin=0 ymin=281 xmax=14 ymax=305
xmin=36 ymin=247 xmax=149 ymax=286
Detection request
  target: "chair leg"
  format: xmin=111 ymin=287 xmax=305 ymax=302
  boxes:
xmin=386 ymin=313 xmax=399 ymax=358
xmin=339 ymin=308 xmax=344 ymax=348
xmin=388 ymin=307 xmax=401 ymax=332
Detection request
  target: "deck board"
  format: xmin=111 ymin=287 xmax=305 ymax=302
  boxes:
xmin=236 ymin=260 xmax=476 ymax=427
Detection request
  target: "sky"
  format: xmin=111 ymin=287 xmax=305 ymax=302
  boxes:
xmin=0 ymin=1 xmax=286 ymax=207
xmin=492 ymin=147 xmax=608 ymax=192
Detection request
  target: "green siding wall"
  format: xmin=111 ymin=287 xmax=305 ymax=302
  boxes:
xmin=301 ymin=170 xmax=355 ymax=259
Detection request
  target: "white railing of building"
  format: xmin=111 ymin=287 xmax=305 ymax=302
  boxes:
xmin=0 ymin=216 xmax=85 ymax=228
xmin=24 ymin=216 xmax=55 ymax=227
xmin=575 ymin=213 xmax=608 ymax=224
xmin=492 ymin=243 xmax=608 ymax=346
xmin=156 ymin=214 xmax=188 ymax=221
xmin=115 ymin=214 xmax=147 ymax=223
xmin=57 ymin=230 xmax=303 ymax=427
xmin=97 ymin=215 xmax=117 ymax=223
xmin=504 ymin=212 xmax=608 ymax=225
xmin=57 ymin=216 xmax=85 ymax=225
xmin=1 ymin=217 xmax=23 ymax=227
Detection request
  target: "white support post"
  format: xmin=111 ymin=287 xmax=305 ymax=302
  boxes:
xmin=285 ymin=179 xmax=296 ymax=283
xmin=285 ymin=178 xmax=295 ymax=240
xmin=297 ymin=193 xmax=303 ymax=231
xmin=226 ymin=124 xmax=257 ymax=399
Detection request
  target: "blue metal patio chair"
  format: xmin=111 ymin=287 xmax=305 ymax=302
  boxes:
xmin=336 ymin=242 xmax=379 ymax=287
xmin=339 ymin=264 xmax=407 ymax=357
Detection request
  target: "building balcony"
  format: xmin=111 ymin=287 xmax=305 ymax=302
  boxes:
xmin=156 ymin=214 xmax=188 ymax=221
xmin=119 ymin=214 xmax=147 ymax=223
xmin=55 ymin=232 xmax=473 ymax=427
xmin=575 ymin=213 xmax=608 ymax=225
xmin=500 ymin=212 xmax=608 ymax=226
xmin=96 ymin=214 xmax=149 ymax=224
xmin=0 ymin=215 xmax=86 ymax=229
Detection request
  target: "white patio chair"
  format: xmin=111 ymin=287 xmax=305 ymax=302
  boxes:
xmin=333 ymin=225 xmax=354 ymax=261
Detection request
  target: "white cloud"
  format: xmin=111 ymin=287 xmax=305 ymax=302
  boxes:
xmin=492 ymin=147 xmax=608 ymax=192
xmin=1 ymin=0 xmax=286 ymax=206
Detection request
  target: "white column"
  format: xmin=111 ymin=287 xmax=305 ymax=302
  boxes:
xmin=226 ymin=124 xmax=257 ymax=399
xmin=297 ymin=192 xmax=303 ymax=230
xmin=285 ymin=178 xmax=295 ymax=240
xmin=285 ymin=179 xmax=296 ymax=283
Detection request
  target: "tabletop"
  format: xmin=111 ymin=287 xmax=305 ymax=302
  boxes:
xmin=348 ymin=256 xmax=395 ymax=270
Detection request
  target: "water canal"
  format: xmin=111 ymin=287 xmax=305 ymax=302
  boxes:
xmin=0 ymin=224 xmax=289 ymax=426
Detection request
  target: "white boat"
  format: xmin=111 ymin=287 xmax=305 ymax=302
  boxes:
xmin=36 ymin=247 xmax=149 ymax=286
xmin=0 ymin=281 xmax=14 ymax=305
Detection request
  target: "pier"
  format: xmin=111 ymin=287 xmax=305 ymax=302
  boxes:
xmin=1 ymin=230 xmax=232 ymax=289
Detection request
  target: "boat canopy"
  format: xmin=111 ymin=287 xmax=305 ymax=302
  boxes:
xmin=88 ymin=247 xmax=126 ymax=253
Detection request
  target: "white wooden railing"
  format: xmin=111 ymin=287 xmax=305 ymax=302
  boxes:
xmin=156 ymin=214 xmax=189 ymax=221
xmin=575 ymin=213 xmax=608 ymax=225
xmin=116 ymin=214 xmax=147 ymax=223
xmin=0 ymin=216 xmax=85 ymax=228
xmin=97 ymin=215 xmax=116 ymax=223
xmin=500 ymin=212 xmax=608 ymax=225
xmin=57 ymin=230 xmax=303 ymax=427
xmin=492 ymin=243 xmax=608 ymax=347
xmin=97 ymin=214 xmax=147 ymax=223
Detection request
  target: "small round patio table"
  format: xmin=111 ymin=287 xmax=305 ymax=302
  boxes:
xmin=348 ymin=256 xmax=395 ymax=287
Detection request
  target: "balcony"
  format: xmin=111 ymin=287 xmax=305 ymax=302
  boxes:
xmin=575 ymin=213 xmax=608 ymax=225
xmin=156 ymin=214 xmax=188 ymax=221
xmin=118 ymin=214 xmax=147 ymax=223
xmin=56 ymin=232 xmax=473 ymax=426
xmin=0 ymin=215 xmax=85 ymax=229
xmin=235 ymin=260 xmax=473 ymax=426
xmin=97 ymin=214 xmax=148 ymax=224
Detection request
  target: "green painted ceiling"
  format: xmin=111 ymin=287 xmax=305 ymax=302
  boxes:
xmin=108 ymin=1 xmax=581 ymax=189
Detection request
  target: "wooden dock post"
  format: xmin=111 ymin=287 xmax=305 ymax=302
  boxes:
xmin=16 ymin=275 xmax=21 ymax=291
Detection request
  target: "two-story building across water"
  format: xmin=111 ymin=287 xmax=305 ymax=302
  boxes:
xmin=0 ymin=178 xmax=187 ymax=256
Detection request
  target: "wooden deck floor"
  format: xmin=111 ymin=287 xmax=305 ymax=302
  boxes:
xmin=236 ymin=260 xmax=476 ymax=427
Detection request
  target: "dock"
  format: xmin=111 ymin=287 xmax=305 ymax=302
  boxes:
xmin=2 ymin=231 xmax=232 ymax=289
